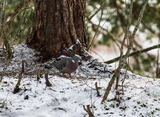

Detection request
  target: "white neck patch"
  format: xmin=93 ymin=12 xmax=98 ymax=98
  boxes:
xmin=72 ymin=60 xmax=75 ymax=63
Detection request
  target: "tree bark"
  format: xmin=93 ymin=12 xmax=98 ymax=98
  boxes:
xmin=26 ymin=0 xmax=86 ymax=61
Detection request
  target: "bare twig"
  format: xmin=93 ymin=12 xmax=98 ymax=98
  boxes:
xmin=45 ymin=74 xmax=52 ymax=86
xmin=88 ymin=18 xmax=120 ymax=50
xmin=13 ymin=60 xmax=25 ymax=94
xmin=13 ymin=0 xmax=29 ymax=43
xmin=0 ymin=1 xmax=3 ymax=27
xmin=95 ymin=82 xmax=100 ymax=97
xmin=102 ymin=0 xmax=148 ymax=103
xmin=87 ymin=1 xmax=105 ymax=50
xmin=0 ymin=0 xmax=13 ymax=58
xmin=91 ymin=50 xmax=105 ymax=62
xmin=83 ymin=105 xmax=94 ymax=117
xmin=88 ymin=0 xmax=106 ymax=21
xmin=0 ymin=0 xmax=33 ymax=27
xmin=156 ymin=37 xmax=160 ymax=77
xmin=105 ymin=43 xmax=160 ymax=64
xmin=2 ymin=30 xmax=13 ymax=58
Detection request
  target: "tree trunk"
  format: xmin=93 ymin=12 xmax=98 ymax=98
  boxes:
xmin=26 ymin=0 xmax=86 ymax=61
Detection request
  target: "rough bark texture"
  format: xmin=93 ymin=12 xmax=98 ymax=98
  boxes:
xmin=26 ymin=0 xmax=86 ymax=61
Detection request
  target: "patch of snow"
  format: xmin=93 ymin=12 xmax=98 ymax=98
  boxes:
xmin=1 ymin=43 xmax=160 ymax=117
xmin=145 ymin=86 xmax=160 ymax=97
xmin=1 ymin=75 xmax=160 ymax=117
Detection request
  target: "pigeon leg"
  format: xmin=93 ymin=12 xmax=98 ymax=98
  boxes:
xmin=69 ymin=74 xmax=74 ymax=79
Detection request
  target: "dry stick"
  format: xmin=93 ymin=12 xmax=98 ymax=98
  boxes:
xmin=13 ymin=60 xmax=25 ymax=94
xmin=13 ymin=0 xmax=29 ymax=43
xmin=156 ymin=38 xmax=160 ymax=77
xmin=83 ymin=105 xmax=94 ymax=117
xmin=5 ymin=0 xmax=32 ymax=35
xmin=105 ymin=43 xmax=160 ymax=64
xmin=13 ymin=0 xmax=32 ymax=43
xmin=88 ymin=19 xmax=120 ymax=50
xmin=3 ymin=0 xmax=6 ymax=26
xmin=0 ymin=0 xmax=13 ymax=58
xmin=0 ymin=1 xmax=3 ymax=26
xmin=87 ymin=10 xmax=117 ymax=50
xmin=95 ymin=82 xmax=100 ymax=97
xmin=87 ymin=0 xmax=105 ymax=50
xmin=89 ymin=20 xmax=153 ymax=53
xmin=114 ymin=0 xmax=133 ymax=96
xmin=36 ymin=65 xmax=40 ymax=81
xmin=3 ymin=1 xmax=33 ymax=47
xmin=142 ymin=22 xmax=158 ymax=36
xmin=45 ymin=74 xmax=52 ymax=86
xmin=101 ymin=0 xmax=148 ymax=103
xmin=88 ymin=0 xmax=105 ymax=21
xmin=0 ymin=4 xmax=33 ymax=28
xmin=119 ymin=0 xmax=133 ymax=63
xmin=91 ymin=50 xmax=105 ymax=62
xmin=2 ymin=30 xmax=13 ymax=58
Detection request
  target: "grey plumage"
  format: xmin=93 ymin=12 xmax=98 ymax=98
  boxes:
xmin=45 ymin=55 xmax=80 ymax=74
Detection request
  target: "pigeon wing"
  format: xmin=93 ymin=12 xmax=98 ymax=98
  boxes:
xmin=53 ymin=58 xmax=68 ymax=71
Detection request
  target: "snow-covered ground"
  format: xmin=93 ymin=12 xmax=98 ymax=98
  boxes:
xmin=1 ymin=43 xmax=160 ymax=117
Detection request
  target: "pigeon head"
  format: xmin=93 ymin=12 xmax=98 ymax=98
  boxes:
xmin=72 ymin=55 xmax=81 ymax=63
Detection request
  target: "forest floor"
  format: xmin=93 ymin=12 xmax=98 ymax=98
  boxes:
xmin=0 ymin=43 xmax=160 ymax=117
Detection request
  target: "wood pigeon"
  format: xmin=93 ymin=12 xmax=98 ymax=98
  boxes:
xmin=45 ymin=55 xmax=81 ymax=75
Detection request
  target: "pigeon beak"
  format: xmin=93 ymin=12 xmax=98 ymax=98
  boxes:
xmin=78 ymin=59 xmax=82 ymax=65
